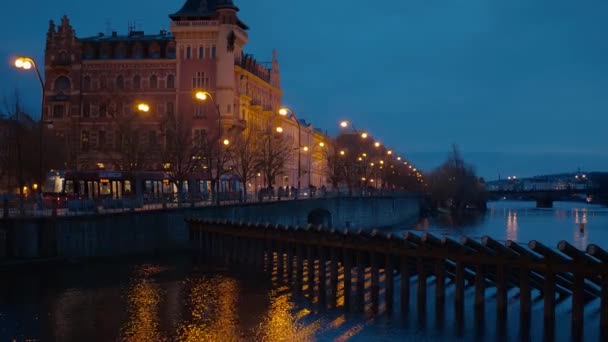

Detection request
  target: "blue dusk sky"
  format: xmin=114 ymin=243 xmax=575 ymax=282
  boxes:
xmin=1 ymin=0 xmax=607 ymax=179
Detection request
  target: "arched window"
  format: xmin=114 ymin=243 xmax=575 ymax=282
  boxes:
xmin=150 ymin=75 xmax=158 ymax=89
xmin=166 ymin=74 xmax=175 ymax=89
xmin=83 ymin=76 xmax=91 ymax=91
xmin=133 ymin=75 xmax=141 ymax=89
xmin=116 ymin=75 xmax=124 ymax=90
xmin=58 ymin=51 xmax=69 ymax=64
xmin=54 ymin=76 xmax=71 ymax=92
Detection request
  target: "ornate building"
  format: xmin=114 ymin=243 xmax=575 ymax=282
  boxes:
xmin=44 ymin=0 xmax=328 ymax=192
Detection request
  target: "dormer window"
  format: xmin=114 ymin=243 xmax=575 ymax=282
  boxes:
xmin=134 ymin=45 xmax=144 ymax=59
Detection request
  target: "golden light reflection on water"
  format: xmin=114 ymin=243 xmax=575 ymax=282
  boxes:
xmin=176 ymin=276 xmax=239 ymax=342
xmin=255 ymin=289 xmax=319 ymax=341
xmin=121 ymin=265 xmax=164 ymax=342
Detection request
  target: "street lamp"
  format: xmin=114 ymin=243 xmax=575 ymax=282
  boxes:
xmin=14 ymin=56 xmax=45 ymax=197
xmin=194 ymin=90 xmax=226 ymax=204
xmin=279 ymin=107 xmax=303 ymax=198
xmin=137 ymin=103 xmax=150 ymax=113
xmin=303 ymin=141 xmax=325 ymax=193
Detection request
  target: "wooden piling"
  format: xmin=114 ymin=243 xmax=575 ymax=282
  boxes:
xmin=543 ymin=271 xmax=556 ymax=337
xmin=416 ymin=257 xmax=427 ymax=314
xmin=356 ymin=251 xmax=366 ymax=312
xmin=307 ymin=244 xmax=315 ymax=297
xmin=474 ymin=264 xmax=484 ymax=314
xmin=295 ymin=244 xmax=303 ymax=293
xmin=330 ymin=248 xmax=339 ymax=308
xmin=343 ymin=248 xmax=353 ymax=310
xmin=371 ymin=252 xmax=380 ymax=312
xmin=400 ymin=255 xmax=410 ymax=315
xmin=319 ymin=246 xmax=328 ymax=306
xmin=385 ymin=254 xmax=394 ymax=313
xmin=455 ymin=260 xmax=465 ymax=316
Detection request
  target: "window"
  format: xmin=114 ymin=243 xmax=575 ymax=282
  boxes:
xmin=148 ymin=130 xmax=157 ymax=147
xmin=166 ymin=102 xmax=174 ymax=115
xmin=186 ymin=46 xmax=191 ymax=59
xmin=194 ymin=104 xmax=206 ymax=118
xmin=83 ymin=103 xmax=90 ymax=118
xmin=52 ymin=104 xmax=65 ymax=119
xmin=192 ymin=72 xmax=208 ymax=89
xmin=83 ymin=76 xmax=91 ymax=91
xmin=84 ymin=47 xmax=95 ymax=60
xmin=199 ymin=46 xmax=204 ymax=59
xmin=116 ymin=75 xmax=124 ymax=89
xmin=133 ymin=75 xmax=141 ymax=89
xmin=193 ymin=129 xmax=207 ymax=147
xmin=99 ymin=103 xmax=107 ymax=118
xmin=227 ymin=104 xmax=231 ymax=113
xmin=100 ymin=46 xmax=111 ymax=59
xmin=81 ymin=130 xmax=90 ymax=151
xmin=134 ymin=45 xmax=144 ymax=59
xmin=116 ymin=46 xmax=126 ymax=59
xmin=150 ymin=75 xmax=158 ymax=89
xmin=98 ymin=130 xmax=106 ymax=149
xmin=167 ymin=45 xmax=176 ymax=59
xmin=58 ymin=51 xmax=69 ymax=64
xmin=166 ymin=74 xmax=175 ymax=89
xmin=211 ymin=46 xmax=216 ymax=59
xmin=99 ymin=77 xmax=107 ymax=89
xmin=54 ymin=76 xmax=71 ymax=92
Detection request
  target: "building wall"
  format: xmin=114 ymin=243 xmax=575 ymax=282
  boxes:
xmin=43 ymin=3 xmax=330 ymax=189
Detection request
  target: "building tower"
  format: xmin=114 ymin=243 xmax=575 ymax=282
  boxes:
xmin=170 ymin=0 xmax=249 ymax=133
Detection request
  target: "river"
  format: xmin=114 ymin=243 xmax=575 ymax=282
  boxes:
xmin=0 ymin=201 xmax=605 ymax=341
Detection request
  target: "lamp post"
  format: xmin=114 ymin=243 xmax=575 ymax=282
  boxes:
xmin=278 ymin=107 xmax=302 ymax=199
xmin=14 ymin=56 xmax=45 ymax=197
xmin=194 ymin=90 xmax=229 ymax=205
xmin=304 ymin=141 xmax=325 ymax=194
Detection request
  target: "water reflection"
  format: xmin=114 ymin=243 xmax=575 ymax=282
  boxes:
xmin=410 ymin=201 xmax=608 ymax=249
xmin=121 ymin=265 xmax=164 ymax=342
xmin=506 ymin=210 xmax=518 ymax=241
xmin=177 ymin=276 xmax=239 ymax=341
xmin=255 ymin=287 xmax=319 ymax=341
xmin=573 ymin=208 xmax=589 ymax=250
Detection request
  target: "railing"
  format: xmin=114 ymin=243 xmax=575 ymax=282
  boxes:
xmin=0 ymin=188 xmax=414 ymax=218
xmin=188 ymin=219 xmax=608 ymax=340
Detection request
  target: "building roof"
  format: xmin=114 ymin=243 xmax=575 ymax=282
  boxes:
xmin=79 ymin=31 xmax=174 ymax=43
xmin=170 ymin=0 xmax=238 ymax=20
xmin=170 ymin=0 xmax=248 ymax=29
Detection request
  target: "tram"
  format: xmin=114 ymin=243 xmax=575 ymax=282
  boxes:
xmin=42 ymin=170 xmax=241 ymax=203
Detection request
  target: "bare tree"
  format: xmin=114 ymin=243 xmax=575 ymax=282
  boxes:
xmin=229 ymin=126 xmax=262 ymax=202
xmin=256 ymin=129 xmax=292 ymax=194
xmin=160 ymin=112 xmax=204 ymax=207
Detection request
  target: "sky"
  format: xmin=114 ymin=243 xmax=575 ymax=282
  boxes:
xmin=1 ymin=0 xmax=607 ymax=179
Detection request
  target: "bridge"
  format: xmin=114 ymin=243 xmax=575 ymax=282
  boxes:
xmin=487 ymin=188 xmax=591 ymax=208
xmin=189 ymin=219 xmax=608 ymax=340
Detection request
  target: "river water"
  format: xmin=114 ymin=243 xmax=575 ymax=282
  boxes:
xmin=1 ymin=201 xmax=606 ymax=341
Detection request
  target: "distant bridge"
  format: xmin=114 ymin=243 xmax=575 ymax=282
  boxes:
xmin=487 ymin=188 xmax=591 ymax=208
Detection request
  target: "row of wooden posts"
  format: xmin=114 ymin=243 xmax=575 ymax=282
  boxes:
xmin=188 ymin=219 xmax=608 ymax=340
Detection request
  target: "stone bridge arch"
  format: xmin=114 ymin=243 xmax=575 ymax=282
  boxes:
xmin=307 ymin=208 xmax=332 ymax=228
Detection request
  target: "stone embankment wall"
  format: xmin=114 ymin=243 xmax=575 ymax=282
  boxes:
xmin=0 ymin=195 xmax=420 ymax=261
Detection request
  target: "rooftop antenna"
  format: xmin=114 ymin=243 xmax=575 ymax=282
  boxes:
xmin=128 ymin=21 xmax=136 ymax=34
xmin=105 ymin=19 xmax=113 ymax=35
